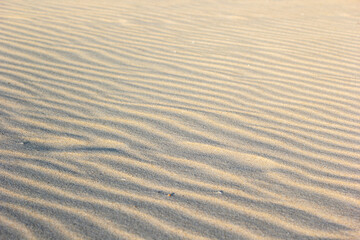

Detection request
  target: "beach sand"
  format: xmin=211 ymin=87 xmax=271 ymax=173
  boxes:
xmin=0 ymin=0 xmax=359 ymax=239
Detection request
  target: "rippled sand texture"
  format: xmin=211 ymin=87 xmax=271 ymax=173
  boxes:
xmin=1 ymin=0 xmax=360 ymax=239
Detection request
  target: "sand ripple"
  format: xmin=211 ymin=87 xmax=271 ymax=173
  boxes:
xmin=1 ymin=0 xmax=359 ymax=239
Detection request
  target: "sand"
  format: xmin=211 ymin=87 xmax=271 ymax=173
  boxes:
xmin=0 ymin=0 xmax=359 ymax=239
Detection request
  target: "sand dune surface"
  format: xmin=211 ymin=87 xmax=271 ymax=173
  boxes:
xmin=1 ymin=0 xmax=360 ymax=239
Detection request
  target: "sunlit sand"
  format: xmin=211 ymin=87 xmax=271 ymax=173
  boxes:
xmin=0 ymin=0 xmax=359 ymax=239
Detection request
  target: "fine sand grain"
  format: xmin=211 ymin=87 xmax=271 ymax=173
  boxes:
xmin=0 ymin=0 xmax=360 ymax=239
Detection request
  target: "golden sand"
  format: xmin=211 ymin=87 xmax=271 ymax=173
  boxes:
xmin=0 ymin=0 xmax=359 ymax=239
